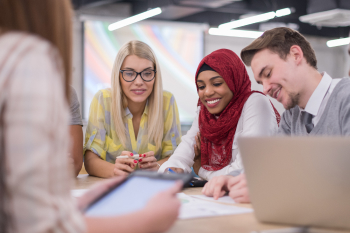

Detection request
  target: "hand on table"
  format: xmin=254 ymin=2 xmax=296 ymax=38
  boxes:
xmin=202 ymin=174 xmax=250 ymax=203
xmin=142 ymin=181 xmax=182 ymax=233
xmin=114 ymin=151 xmax=137 ymax=176
xmin=77 ymin=176 xmax=126 ymax=212
xmin=138 ymin=151 xmax=158 ymax=171
xmin=227 ymin=174 xmax=250 ymax=203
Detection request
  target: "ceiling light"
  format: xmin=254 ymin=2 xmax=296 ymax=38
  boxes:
xmin=219 ymin=12 xmax=276 ymax=30
xmin=326 ymin=37 xmax=350 ymax=47
xmin=108 ymin=7 xmax=162 ymax=31
xmin=218 ymin=7 xmax=293 ymax=30
xmin=209 ymin=28 xmax=264 ymax=38
xmin=276 ymin=8 xmax=292 ymax=17
xmin=299 ymin=9 xmax=350 ymax=27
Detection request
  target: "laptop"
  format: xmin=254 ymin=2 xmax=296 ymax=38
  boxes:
xmin=237 ymin=137 xmax=350 ymax=230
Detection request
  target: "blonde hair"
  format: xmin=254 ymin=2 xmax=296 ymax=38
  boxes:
xmin=0 ymin=0 xmax=73 ymax=101
xmin=111 ymin=41 xmax=164 ymax=151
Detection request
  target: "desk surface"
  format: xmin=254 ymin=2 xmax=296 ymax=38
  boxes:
xmin=75 ymin=174 xmax=350 ymax=233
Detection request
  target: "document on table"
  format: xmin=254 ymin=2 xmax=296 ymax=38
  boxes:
xmin=71 ymin=189 xmax=88 ymax=197
xmin=177 ymin=193 xmax=253 ymax=219
xmin=190 ymin=194 xmax=236 ymax=204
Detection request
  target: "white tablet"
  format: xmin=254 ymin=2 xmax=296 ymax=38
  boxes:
xmin=85 ymin=170 xmax=192 ymax=217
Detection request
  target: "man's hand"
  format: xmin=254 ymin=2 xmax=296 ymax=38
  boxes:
xmin=202 ymin=175 xmax=231 ymax=199
xmin=227 ymin=174 xmax=250 ymax=203
xmin=202 ymin=174 xmax=251 ymax=203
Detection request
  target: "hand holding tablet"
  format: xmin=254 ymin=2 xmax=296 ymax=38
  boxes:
xmin=84 ymin=170 xmax=192 ymax=218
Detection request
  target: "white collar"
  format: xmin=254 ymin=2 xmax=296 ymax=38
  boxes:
xmin=301 ymin=72 xmax=332 ymax=116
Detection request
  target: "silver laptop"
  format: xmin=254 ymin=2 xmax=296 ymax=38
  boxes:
xmin=237 ymin=137 xmax=350 ymax=230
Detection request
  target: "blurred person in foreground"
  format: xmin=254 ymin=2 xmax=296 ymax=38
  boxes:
xmin=0 ymin=1 xmax=181 ymax=232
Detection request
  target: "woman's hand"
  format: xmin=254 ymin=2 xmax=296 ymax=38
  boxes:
xmin=141 ymin=181 xmax=182 ymax=233
xmin=77 ymin=176 xmax=126 ymax=212
xmin=138 ymin=151 xmax=158 ymax=171
xmin=193 ymin=132 xmax=201 ymax=174
xmin=114 ymin=151 xmax=137 ymax=176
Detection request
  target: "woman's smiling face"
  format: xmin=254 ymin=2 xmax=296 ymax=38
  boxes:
xmin=197 ymin=70 xmax=233 ymax=115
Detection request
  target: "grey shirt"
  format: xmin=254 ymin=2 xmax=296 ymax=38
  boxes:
xmin=70 ymin=86 xmax=83 ymax=126
xmin=278 ymin=78 xmax=350 ymax=136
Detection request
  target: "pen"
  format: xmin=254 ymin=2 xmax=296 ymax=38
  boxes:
xmin=117 ymin=154 xmax=143 ymax=160
xmin=167 ymin=168 xmax=176 ymax=174
xmin=167 ymin=168 xmax=194 ymax=186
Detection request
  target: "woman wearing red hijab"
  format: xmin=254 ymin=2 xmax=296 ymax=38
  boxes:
xmin=159 ymin=49 xmax=280 ymax=180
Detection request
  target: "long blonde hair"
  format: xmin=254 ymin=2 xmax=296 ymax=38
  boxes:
xmin=111 ymin=41 xmax=164 ymax=151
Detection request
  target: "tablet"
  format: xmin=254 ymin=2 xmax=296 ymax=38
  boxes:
xmin=85 ymin=170 xmax=192 ymax=217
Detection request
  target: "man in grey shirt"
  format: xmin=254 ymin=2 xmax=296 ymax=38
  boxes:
xmin=202 ymin=27 xmax=350 ymax=203
xmin=69 ymin=86 xmax=84 ymax=176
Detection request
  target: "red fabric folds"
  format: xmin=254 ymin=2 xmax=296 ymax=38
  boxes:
xmin=196 ymin=49 xmax=280 ymax=171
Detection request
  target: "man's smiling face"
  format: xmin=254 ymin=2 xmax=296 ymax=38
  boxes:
xmin=251 ymin=48 xmax=302 ymax=110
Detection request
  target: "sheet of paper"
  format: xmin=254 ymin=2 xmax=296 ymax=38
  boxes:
xmin=71 ymin=189 xmax=88 ymax=198
xmin=177 ymin=193 xmax=252 ymax=219
xmin=190 ymin=195 xmax=236 ymax=204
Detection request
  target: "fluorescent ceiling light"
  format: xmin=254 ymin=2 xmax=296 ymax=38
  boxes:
xmin=108 ymin=7 xmax=162 ymax=31
xmin=219 ymin=12 xmax=276 ymax=30
xmin=326 ymin=37 xmax=350 ymax=47
xmin=209 ymin=28 xmax=264 ymax=38
xmin=218 ymin=8 xmax=292 ymax=30
xmin=276 ymin=8 xmax=291 ymax=17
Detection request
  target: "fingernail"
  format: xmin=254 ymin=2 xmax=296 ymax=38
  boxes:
xmin=139 ymin=159 xmax=142 ymax=162
xmin=134 ymin=160 xmax=137 ymax=163
xmin=130 ymin=153 xmax=134 ymax=156
xmin=143 ymin=154 xmax=146 ymax=157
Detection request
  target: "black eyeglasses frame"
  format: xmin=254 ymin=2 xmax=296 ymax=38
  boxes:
xmin=119 ymin=69 xmax=157 ymax=82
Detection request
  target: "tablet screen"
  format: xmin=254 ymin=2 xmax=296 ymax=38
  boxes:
xmin=85 ymin=176 xmax=177 ymax=217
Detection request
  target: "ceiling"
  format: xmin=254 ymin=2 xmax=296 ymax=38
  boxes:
xmin=72 ymin=0 xmax=350 ymax=38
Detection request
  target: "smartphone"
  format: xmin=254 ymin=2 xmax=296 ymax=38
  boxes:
xmin=84 ymin=170 xmax=192 ymax=217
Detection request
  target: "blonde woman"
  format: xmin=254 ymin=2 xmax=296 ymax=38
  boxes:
xmin=84 ymin=41 xmax=182 ymax=178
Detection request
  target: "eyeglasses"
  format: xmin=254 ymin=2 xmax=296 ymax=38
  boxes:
xmin=120 ymin=69 xmax=156 ymax=82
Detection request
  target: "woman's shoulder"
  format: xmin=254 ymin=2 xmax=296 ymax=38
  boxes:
xmin=245 ymin=92 xmax=271 ymax=106
xmin=94 ymin=88 xmax=112 ymax=99
xmin=162 ymin=90 xmax=174 ymax=99
xmin=0 ymin=32 xmax=62 ymax=90
xmin=243 ymin=92 xmax=275 ymax=115
xmin=0 ymin=32 xmax=58 ymax=60
xmin=162 ymin=90 xmax=176 ymax=107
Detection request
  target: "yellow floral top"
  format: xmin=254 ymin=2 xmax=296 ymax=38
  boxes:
xmin=84 ymin=89 xmax=182 ymax=163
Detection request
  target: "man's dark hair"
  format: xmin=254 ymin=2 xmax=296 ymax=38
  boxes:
xmin=241 ymin=27 xmax=317 ymax=69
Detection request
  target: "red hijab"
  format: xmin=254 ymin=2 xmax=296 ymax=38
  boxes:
xmin=196 ymin=49 xmax=280 ymax=171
